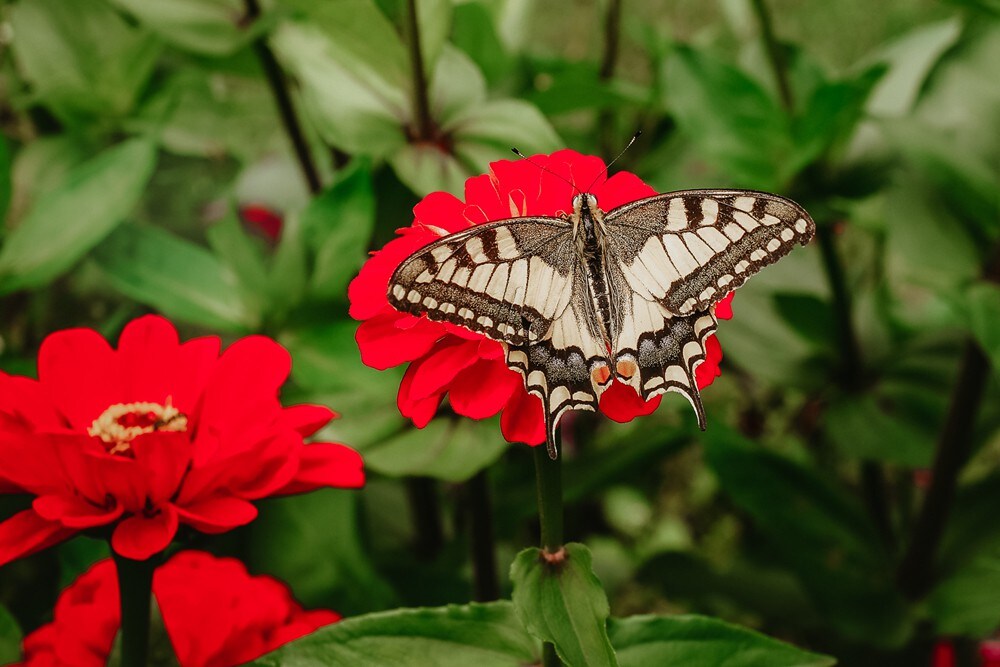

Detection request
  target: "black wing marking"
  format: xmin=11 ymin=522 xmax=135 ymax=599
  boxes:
xmin=605 ymin=190 xmax=815 ymax=316
xmin=388 ymin=217 xmax=575 ymax=346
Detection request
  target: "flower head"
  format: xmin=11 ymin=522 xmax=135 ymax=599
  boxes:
xmin=349 ymin=150 xmax=732 ymax=446
xmin=14 ymin=550 xmax=339 ymax=667
xmin=0 ymin=315 xmax=364 ymax=562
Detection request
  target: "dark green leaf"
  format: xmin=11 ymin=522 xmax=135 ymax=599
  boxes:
xmin=771 ymin=293 xmax=835 ymax=350
xmin=249 ymin=489 xmax=397 ymax=615
xmin=663 ymin=46 xmax=792 ymax=189
xmin=9 ymin=0 xmax=160 ymax=124
xmin=929 ymin=550 xmax=1000 ymax=636
xmin=417 ymin=0 xmax=453 ymax=75
xmin=362 ymin=418 xmax=509 ymax=482
xmin=270 ymin=19 xmax=407 ymax=157
xmin=941 ymin=473 xmax=1000 ymax=572
xmin=0 ymin=604 xmax=22 ymax=665
xmin=280 ymin=321 xmax=405 ymax=450
xmin=0 ymin=136 xmax=11 ymax=225
xmin=609 ymin=614 xmax=835 ymax=667
xmin=511 ymin=543 xmax=618 ymax=667
xmin=0 ymin=138 xmax=157 ymax=294
xmin=93 ymin=224 xmax=255 ymax=331
xmin=107 ymin=0 xmax=252 ymax=56
xmin=824 ymin=395 xmax=934 ymax=467
xmin=451 ymin=2 xmax=512 ymax=83
xmin=704 ymin=427 xmax=910 ymax=646
xmin=248 ymin=601 xmax=538 ymax=666
xmin=205 ymin=210 xmax=271 ymax=315
xmin=302 ymin=163 xmax=376 ymax=299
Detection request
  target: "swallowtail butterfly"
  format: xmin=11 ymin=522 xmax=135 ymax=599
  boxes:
xmin=388 ymin=180 xmax=815 ymax=458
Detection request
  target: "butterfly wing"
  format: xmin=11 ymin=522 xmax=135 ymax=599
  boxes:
xmin=388 ymin=218 xmax=612 ymax=457
xmin=605 ymin=190 xmax=816 ymax=317
xmin=603 ymin=190 xmax=814 ymax=426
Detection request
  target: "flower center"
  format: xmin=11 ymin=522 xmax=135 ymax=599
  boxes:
xmin=88 ymin=399 xmax=188 ymax=455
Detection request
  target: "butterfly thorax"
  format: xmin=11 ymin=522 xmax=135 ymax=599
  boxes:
xmin=572 ymin=194 xmax=615 ymax=348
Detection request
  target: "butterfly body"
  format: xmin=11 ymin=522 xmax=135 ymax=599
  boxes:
xmin=388 ymin=188 xmax=815 ymax=458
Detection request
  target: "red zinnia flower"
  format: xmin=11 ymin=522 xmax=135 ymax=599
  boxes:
xmin=14 ymin=550 xmax=339 ymax=666
xmin=0 ymin=315 xmax=363 ymax=563
xmin=349 ymin=150 xmax=733 ymax=446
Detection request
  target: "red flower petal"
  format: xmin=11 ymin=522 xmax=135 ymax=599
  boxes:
xmin=407 ymin=340 xmax=481 ymax=401
xmin=599 ymin=381 xmax=662 ymax=423
xmin=32 ymin=494 xmax=123 ymax=529
xmin=0 ymin=374 xmax=64 ymax=430
xmin=348 ymin=227 xmax=441 ymax=321
xmin=37 ymin=327 xmax=121 ymax=430
xmin=695 ymin=335 xmax=723 ymax=390
xmin=175 ymin=497 xmax=258 ymax=533
xmin=715 ymin=292 xmax=735 ymax=320
xmin=356 ymin=313 xmax=445 ymax=370
xmin=116 ymin=315 xmax=182 ymax=404
xmin=0 ymin=510 xmax=75 ymax=568
xmin=500 ymin=388 xmax=545 ymax=446
xmin=111 ymin=505 xmax=179 ymax=560
xmin=448 ymin=360 xmax=520 ymax=419
xmin=397 ymin=364 xmax=444 ymax=428
xmin=282 ymin=404 xmax=336 ymax=437
xmin=276 ymin=442 xmax=365 ymax=495
xmin=132 ymin=431 xmax=193 ymax=503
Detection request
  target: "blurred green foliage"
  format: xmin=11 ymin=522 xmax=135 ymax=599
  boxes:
xmin=1 ymin=0 xmax=999 ymax=665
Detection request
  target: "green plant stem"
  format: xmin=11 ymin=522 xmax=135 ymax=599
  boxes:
xmin=405 ymin=0 xmax=434 ymax=141
xmin=113 ymin=551 xmax=155 ymax=667
xmin=749 ymin=0 xmax=793 ymax=112
xmin=407 ymin=476 xmax=445 ymax=559
xmin=244 ymin=0 xmax=322 ymax=194
xmin=466 ymin=469 xmax=500 ymax=601
xmin=533 ymin=444 xmax=564 ymax=667
xmin=598 ymin=0 xmax=623 ymax=158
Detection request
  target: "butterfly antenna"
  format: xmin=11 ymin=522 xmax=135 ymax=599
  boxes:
xmin=511 ymin=147 xmax=579 ymax=193
xmin=585 ymin=129 xmax=642 ymax=192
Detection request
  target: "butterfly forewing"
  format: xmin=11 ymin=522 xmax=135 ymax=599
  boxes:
xmin=388 ymin=218 xmax=576 ymax=346
xmin=605 ymin=190 xmax=815 ymax=317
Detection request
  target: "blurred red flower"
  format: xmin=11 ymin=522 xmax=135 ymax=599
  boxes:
xmin=0 ymin=315 xmax=364 ymax=563
xmin=239 ymin=204 xmax=284 ymax=242
xmin=349 ymin=150 xmax=732 ymax=446
xmin=14 ymin=550 xmax=339 ymax=667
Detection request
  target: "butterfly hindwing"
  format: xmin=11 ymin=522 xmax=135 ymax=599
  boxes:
xmin=389 ymin=218 xmax=576 ymax=346
xmin=605 ymin=190 xmax=815 ymax=316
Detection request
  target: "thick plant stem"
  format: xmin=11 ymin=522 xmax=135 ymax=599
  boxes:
xmin=533 ymin=444 xmax=564 ymax=667
xmin=113 ymin=551 xmax=155 ymax=667
xmin=533 ymin=445 xmax=564 ymax=552
xmin=897 ymin=340 xmax=992 ymax=598
xmin=467 ymin=469 xmax=500 ymax=601
xmin=244 ymin=0 xmax=322 ymax=194
xmin=750 ymin=0 xmax=793 ymax=112
xmin=405 ymin=0 xmax=434 ymax=141
xmin=407 ymin=476 xmax=445 ymax=559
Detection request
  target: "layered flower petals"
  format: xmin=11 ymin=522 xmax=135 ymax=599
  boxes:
xmin=14 ymin=551 xmax=340 ymax=667
xmin=0 ymin=315 xmax=364 ymax=565
xmin=350 ymin=150 xmax=734 ymax=446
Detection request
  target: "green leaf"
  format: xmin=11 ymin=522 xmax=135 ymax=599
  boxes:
xmin=940 ymin=473 xmax=1000 ymax=572
xmin=966 ymin=282 xmax=1000 ymax=376
xmin=9 ymin=0 xmax=160 ymax=125
xmin=0 ymin=138 xmax=157 ymax=294
xmin=301 ymin=163 xmax=376 ymax=299
xmin=865 ymin=18 xmax=963 ymax=117
xmin=663 ymin=46 xmax=792 ymax=189
xmin=0 ymin=604 xmax=22 ymax=665
xmin=280 ymin=321 xmax=405 ymax=450
xmin=930 ymin=550 xmax=1000 ymax=636
xmin=249 ymin=489 xmax=397 ymax=615
xmin=609 ymin=614 xmax=835 ymax=667
xmin=389 ymin=144 xmax=473 ymax=197
xmin=511 ymin=543 xmax=618 ymax=667
xmin=417 ymin=0 xmax=453 ymax=76
xmin=248 ymin=601 xmax=538 ymax=666
xmin=704 ymin=427 xmax=910 ymax=646
xmin=106 ymin=0 xmax=252 ymax=56
xmin=451 ymin=1 xmax=512 ymax=83
xmin=362 ymin=418 xmax=509 ymax=482
xmin=824 ymin=395 xmax=934 ymax=467
xmin=93 ymin=224 xmax=255 ymax=331
xmin=270 ymin=19 xmax=407 ymax=156
xmin=0 ymin=136 xmax=11 ymax=225
xmin=205 ymin=210 xmax=271 ymax=316
xmin=771 ymin=293 xmax=835 ymax=350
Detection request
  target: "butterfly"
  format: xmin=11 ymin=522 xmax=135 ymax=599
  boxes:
xmin=388 ymin=182 xmax=815 ymax=458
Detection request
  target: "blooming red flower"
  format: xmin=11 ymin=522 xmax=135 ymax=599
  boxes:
xmin=14 ymin=550 xmax=339 ymax=667
xmin=349 ymin=150 xmax=733 ymax=446
xmin=0 ymin=315 xmax=364 ymax=563
xmin=239 ymin=204 xmax=284 ymax=242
